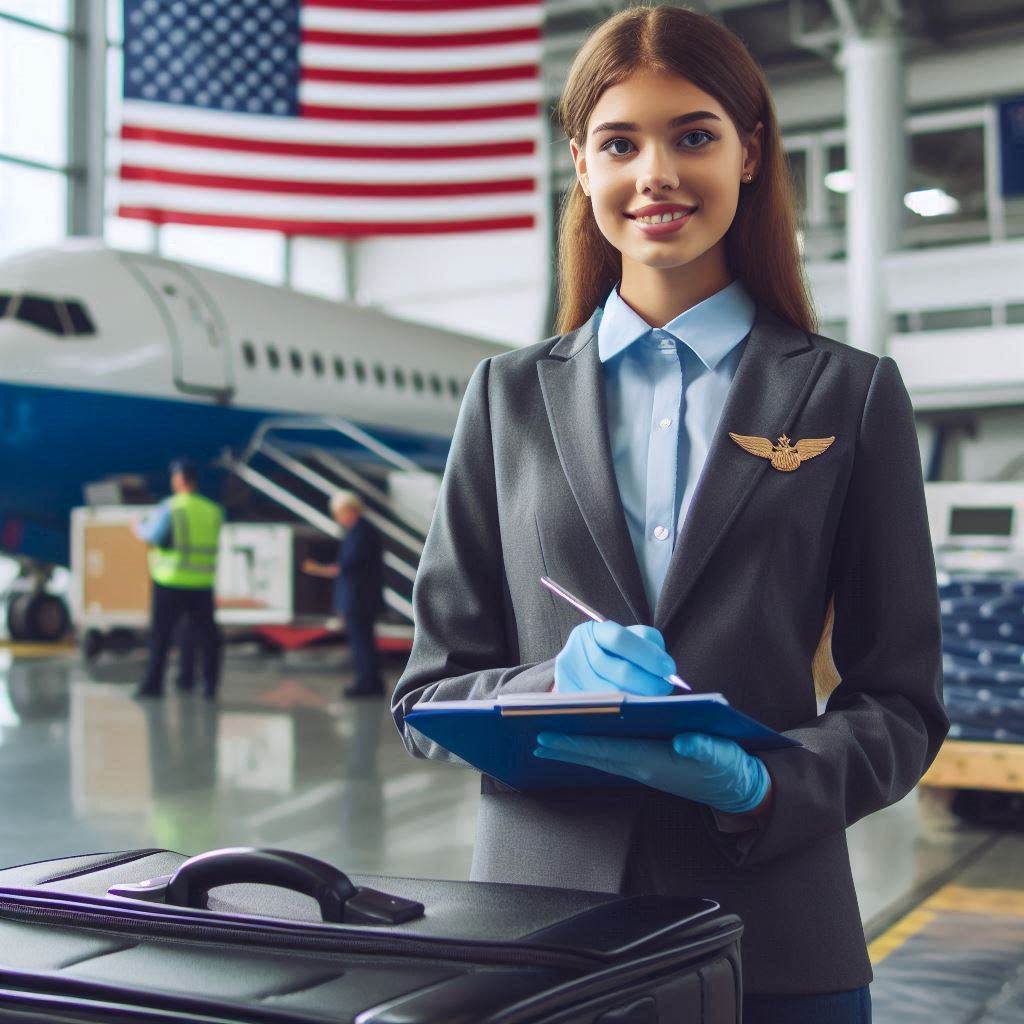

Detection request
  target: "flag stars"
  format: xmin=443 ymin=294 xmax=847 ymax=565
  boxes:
xmin=122 ymin=0 xmax=303 ymax=117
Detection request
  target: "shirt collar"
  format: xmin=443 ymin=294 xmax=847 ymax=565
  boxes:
xmin=596 ymin=278 xmax=756 ymax=370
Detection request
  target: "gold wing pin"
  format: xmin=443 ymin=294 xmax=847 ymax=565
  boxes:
xmin=728 ymin=432 xmax=835 ymax=472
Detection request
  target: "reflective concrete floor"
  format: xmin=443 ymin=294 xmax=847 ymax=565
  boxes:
xmin=0 ymin=643 xmax=1017 ymax=1019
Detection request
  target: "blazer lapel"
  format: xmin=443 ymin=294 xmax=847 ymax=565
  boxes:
xmin=653 ymin=304 xmax=830 ymax=634
xmin=537 ymin=310 xmax=651 ymax=625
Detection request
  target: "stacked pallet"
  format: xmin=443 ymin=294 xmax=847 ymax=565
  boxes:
xmin=921 ymin=574 xmax=1024 ymax=795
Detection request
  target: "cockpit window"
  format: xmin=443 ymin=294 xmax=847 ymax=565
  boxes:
xmin=65 ymin=300 xmax=96 ymax=335
xmin=16 ymin=295 xmax=64 ymax=335
xmin=7 ymin=294 xmax=97 ymax=337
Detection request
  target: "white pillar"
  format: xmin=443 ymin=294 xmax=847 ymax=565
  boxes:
xmin=835 ymin=28 xmax=906 ymax=357
xmin=288 ymin=238 xmax=349 ymax=301
xmin=341 ymin=239 xmax=358 ymax=302
xmin=68 ymin=0 xmax=106 ymax=237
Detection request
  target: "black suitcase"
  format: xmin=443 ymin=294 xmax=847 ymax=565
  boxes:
xmin=0 ymin=847 xmax=742 ymax=1023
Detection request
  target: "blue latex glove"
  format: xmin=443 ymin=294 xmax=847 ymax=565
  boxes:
xmin=555 ymin=620 xmax=677 ymax=696
xmin=533 ymin=731 xmax=770 ymax=815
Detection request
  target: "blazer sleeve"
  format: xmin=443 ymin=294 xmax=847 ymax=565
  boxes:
xmin=391 ymin=356 xmax=557 ymax=765
xmin=704 ymin=354 xmax=950 ymax=868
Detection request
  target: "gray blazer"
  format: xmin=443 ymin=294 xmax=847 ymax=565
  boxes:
xmin=391 ymin=302 xmax=949 ymax=996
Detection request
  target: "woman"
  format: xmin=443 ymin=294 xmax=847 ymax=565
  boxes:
xmin=392 ymin=5 xmax=948 ymax=1021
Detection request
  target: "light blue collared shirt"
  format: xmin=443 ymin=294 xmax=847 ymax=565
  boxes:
xmin=596 ymin=278 xmax=756 ymax=617
xmin=135 ymin=499 xmax=173 ymax=546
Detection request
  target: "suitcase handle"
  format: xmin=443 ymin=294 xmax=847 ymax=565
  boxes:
xmin=107 ymin=847 xmax=426 ymax=924
xmin=167 ymin=847 xmax=359 ymax=923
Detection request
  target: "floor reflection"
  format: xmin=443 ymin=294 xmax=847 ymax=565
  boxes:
xmin=0 ymin=646 xmax=479 ymax=880
xmin=0 ymin=645 xmax=1002 ymax=928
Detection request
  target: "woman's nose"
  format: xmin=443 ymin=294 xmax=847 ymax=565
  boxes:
xmin=635 ymin=150 xmax=679 ymax=193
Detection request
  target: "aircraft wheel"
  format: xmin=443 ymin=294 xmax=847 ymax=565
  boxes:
xmin=6 ymin=593 xmax=33 ymax=641
xmin=9 ymin=593 xmax=70 ymax=643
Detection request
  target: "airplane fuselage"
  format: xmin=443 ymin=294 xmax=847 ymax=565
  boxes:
xmin=0 ymin=243 xmax=508 ymax=564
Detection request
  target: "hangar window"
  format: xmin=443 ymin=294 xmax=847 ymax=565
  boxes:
xmin=393 ymin=367 xmax=406 ymax=389
xmin=290 ymin=349 xmax=303 ymax=373
xmin=354 ymin=360 xmax=366 ymax=383
xmin=373 ymin=363 xmax=386 ymax=386
xmin=267 ymin=345 xmax=281 ymax=370
xmin=242 ymin=341 xmax=257 ymax=367
xmin=333 ymin=357 xmax=346 ymax=379
xmin=412 ymin=370 xmax=424 ymax=392
xmin=312 ymin=353 xmax=324 ymax=377
xmin=429 ymin=373 xmax=442 ymax=396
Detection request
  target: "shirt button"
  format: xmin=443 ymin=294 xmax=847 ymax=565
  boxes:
xmin=653 ymin=526 xmax=669 ymax=541
xmin=658 ymin=417 xmax=672 ymax=430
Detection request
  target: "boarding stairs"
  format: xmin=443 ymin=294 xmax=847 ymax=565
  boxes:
xmin=220 ymin=416 xmax=440 ymax=634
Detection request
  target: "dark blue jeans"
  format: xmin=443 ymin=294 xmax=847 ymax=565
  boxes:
xmin=743 ymin=985 xmax=871 ymax=1023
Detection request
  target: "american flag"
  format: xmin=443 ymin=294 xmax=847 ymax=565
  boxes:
xmin=115 ymin=0 xmax=545 ymax=237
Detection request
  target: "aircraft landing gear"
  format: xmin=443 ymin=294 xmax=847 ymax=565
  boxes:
xmin=2 ymin=558 xmax=72 ymax=644
xmin=5 ymin=591 xmax=71 ymax=643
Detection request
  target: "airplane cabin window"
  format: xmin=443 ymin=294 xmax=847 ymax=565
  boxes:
xmin=447 ymin=377 xmax=459 ymax=398
xmin=393 ymin=367 xmax=406 ymax=389
xmin=267 ymin=345 xmax=281 ymax=370
xmin=429 ymin=373 xmax=442 ymax=396
xmin=290 ymin=349 xmax=303 ymax=373
xmin=354 ymin=360 xmax=366 ymax=383
xmin=15 ymin=295 xmax=64 ymax=335
xmin=312 ymin=353 xmax=324 ymax=377
xmin=0 ymin=294 xmax=11 ymax=318
xmin=242 ymin=341 xmax=257 ymax=367
xmin=412 ymin=370 xmax=424 ymax=392
xmin=373 ymin=363 xmax=386 ymax=386
xmin=333 ymin=357 xmax=346 ymax=379
xmin=64 ymin=301 xmax=96 ymax=335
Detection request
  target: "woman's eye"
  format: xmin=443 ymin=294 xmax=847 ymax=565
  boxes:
xmin=602 ymin=130 xmax=714 ymax=156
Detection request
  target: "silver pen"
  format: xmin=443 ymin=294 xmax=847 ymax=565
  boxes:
xmin=540 ymin=575 xmax=692 ymax=692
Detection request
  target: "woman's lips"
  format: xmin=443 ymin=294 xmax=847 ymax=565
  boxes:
xmin=625 ymin=209 xmax=696 ymax=237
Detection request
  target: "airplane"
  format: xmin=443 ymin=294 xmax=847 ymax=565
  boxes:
xmin=0 ymin=240 xmax=511 ymax=639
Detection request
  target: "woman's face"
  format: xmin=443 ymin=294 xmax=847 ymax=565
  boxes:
xmin=570 ymin=69 xmax=762 ymax=276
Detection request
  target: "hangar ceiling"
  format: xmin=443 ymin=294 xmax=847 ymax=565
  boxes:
xmin=541 ymin=0 xmax=1024 ymax=93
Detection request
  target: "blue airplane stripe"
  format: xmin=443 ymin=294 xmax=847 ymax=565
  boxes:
xmin=0 ymin=380 xmax=450 ymax=566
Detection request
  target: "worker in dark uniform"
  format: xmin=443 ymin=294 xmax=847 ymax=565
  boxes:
xmin=303 ymin=491 xmax=385 ymax=699
xmin=134 ymin=458 xmax=224 ymax=701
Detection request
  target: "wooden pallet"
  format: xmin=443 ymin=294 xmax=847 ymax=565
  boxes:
xmin=920 ymin=739 xmax=1024 ymax=792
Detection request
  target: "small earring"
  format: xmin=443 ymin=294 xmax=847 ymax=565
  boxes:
xmin=742 ymin=173 xmax=753 ymax=183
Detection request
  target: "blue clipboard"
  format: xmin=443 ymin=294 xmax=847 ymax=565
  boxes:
xmin=405 ymin=692 xmax=801 ymax=792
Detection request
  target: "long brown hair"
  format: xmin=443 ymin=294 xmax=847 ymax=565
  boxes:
xmin=553 ymin=2 xmax=817 ymax=337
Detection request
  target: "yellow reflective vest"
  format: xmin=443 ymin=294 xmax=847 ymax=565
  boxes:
xmin=148 ymin=492 xmax=223 ymax=589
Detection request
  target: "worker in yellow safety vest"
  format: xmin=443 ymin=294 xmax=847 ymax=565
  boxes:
xmin=133 ymin=458 xmax=224 ymax=701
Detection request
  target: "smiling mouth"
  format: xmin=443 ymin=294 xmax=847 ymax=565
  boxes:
xmin=625 ymin=208 xmax=697 ymax=224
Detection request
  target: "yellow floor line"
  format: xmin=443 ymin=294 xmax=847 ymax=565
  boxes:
xmin=0 ymin=642 xmax=77 ymax=658
xmin=868 ymin=884 xmax=1024 ymax=966
xmin=923 ymin=885 xmax=1024 ymax=919
xmin=868 ymin=908 xmax=937 ymax=965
